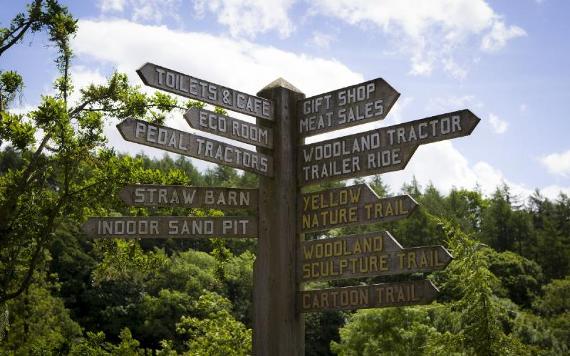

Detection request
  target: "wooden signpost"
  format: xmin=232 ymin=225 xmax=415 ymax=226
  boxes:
xmin=82 ymin=216 xmax=257 ymax=239
xmin=117 ymin=118 xmax=273 ymax=176
xmin=83 ymin=62 xmax=481 ymax=355
xmin=299 ymin=109 xmax=480 ymax=185
xmin=298 ymin=231 xmax=452 ymax=283
xmin=137 ymin=62 xmax=274 ymax=120
xmin=185 ymin=107 xmax=273 ymax=149
xmin=298 ymin=279 xmax=439 ymax=313
xmin=119 ymin=184 xmax=258 ymax=209
xmin=298 ymin=78 xmax=399 ymax=137
xmin=300 ymin=183 xmax=417 ymax=233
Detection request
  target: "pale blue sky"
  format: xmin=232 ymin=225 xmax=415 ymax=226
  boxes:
xmin=2 ymin=0 xmax=569 ymax=199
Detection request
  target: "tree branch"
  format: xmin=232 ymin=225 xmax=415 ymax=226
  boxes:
xmin=0 ymin=191 xmax=66 ymax=303
xmin=0 ymin=21 xmax=32 ymax=57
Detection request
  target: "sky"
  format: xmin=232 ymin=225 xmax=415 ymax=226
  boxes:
xmin=2 ymin=0 xmax=570 ymax=201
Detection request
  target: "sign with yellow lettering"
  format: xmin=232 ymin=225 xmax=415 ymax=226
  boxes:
xmin=298 ymin=231 xmax=452 ymax=283
xmin=299 ymin=184 xmax=417 ymax=233
xmin=119 ymin=184 xmax=258 ymax=209
xmin=298 ymin=279 xmax=438 ymax=313
xmin=82 ymin=216 xmax=257 ymax=239
xmin=298 ymin=109 xmax=480 ymax=185
xmin=117 ymin=118 xmax=273 ymax=177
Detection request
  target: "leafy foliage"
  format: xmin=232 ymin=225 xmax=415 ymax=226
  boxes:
xmin=176 ymin=292 xmax=252 ymax=355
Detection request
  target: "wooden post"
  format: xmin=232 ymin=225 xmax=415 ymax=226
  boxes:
xmin=254 ymin=79 xmax=305 ymax=355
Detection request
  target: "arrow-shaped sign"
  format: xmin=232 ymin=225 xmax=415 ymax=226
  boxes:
xmin=298 ymin=78 xmax=399 ymax=137
xmin=299 ymin=184 xmax=417 ymax=233
xmin=298 ymin=109 xmax=480 ymax=185
xmin=119 ymin=184 xmax=258 ymax=209
xmin=185 ymin=107 xmax=273 ymax=149
xmin=137 ymin=63 xmax=273 ymax=120
xmin=82 ymin=216 xmax=257 ymax=239
xmin=298 ymin=231 xmax=452 ymax=283
xmin=117 ymin=118 xmax=273 ymax=176
xmin=298 ymin=279 xmax=438 ymax=313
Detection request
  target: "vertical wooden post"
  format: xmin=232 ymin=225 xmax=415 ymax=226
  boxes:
xmin=254 ymin=79 xmax=305 ymax=355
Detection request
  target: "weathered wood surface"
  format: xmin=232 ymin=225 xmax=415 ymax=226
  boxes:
xmin=298 ymin=231 xmax=452 ymax=283
xmin=298 ymin=279 xmax=439 ymax=313
xmin=82 ymin=216 xmax=257 ymax=239
xmin=137 ymin=62 xmax=273 ymax=120
xmin=185 ymin=107 xmax=273 ymax=149
xmin=298 ymin=109 xmax=480 ymax=185
xmin=117 ymin=118 xmax=273 ymax=176
xmin=119 ymin=184 xmax=258 ymax=209
xmin=299 ymin=183 xmax=417 ymax=233
xmin=253 ymin=80 xmax=305 ymax=355
xmin=298 ymin=78 xmax=399 ymax=137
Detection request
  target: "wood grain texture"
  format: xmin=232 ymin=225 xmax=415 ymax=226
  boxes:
xmin=253 ymin=81 xmax=305 ymax=356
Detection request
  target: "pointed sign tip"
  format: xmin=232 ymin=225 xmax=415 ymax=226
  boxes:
xmin=136 ymin=63 xmax=153 ymax=85
xmin=426 ymin=279 xmax=440 ymax=293
xmin=116 ymin=119 xmax=132 ymax=141
xmin=80 ymin=220 xmax=91 ymax=235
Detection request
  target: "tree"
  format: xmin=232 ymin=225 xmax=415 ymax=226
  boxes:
xmin=0 ymin=0 xmax=180 ymax=305
xmin=487 ymin=250 xmax=544 ymax=308
xmin=532 ymin=277 xmax=570 ymax=353
xmin=426 ymin=220 xmax=529 ymax=355
xmin=176 ymin=291 xmax=252 ymax=355
xmin=480 ymin=185 xmax=516 ymax=251
xmin=0 ymin=277 xmax=82 ymax=354
xmin=367 ymin=174 xmax=389 ymax=197
xmin=331 ymin=306 xmax=441 ymax=355
xmin=305 ymin=310 xmax=346 ymax=356
xmin=444 ymin=188 xmax=486 ymax=233
xmin=69 ymin=328 xmax=145 ymax=355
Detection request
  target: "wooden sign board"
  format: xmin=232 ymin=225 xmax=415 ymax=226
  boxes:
xmin=117 ymin=118 xmax=273 ymax=177
xmin=298 ymin=78 xmax=399 ymax=137
xmin=119 ymin=184 xmax=258 ymax=209
xmin=185 ymin=107 xmax=273 ymax=149
xmin=298 ymin=231 xmax=452 ymax=283
xmin=298 ymin=279 xmax=438 ymax=313
xmin=298 ymin=109 xmax=480 ymax=185
xmin=82 ymin=216 xmax=257 ymax=239
xmin=137 ymin=63 xmax=273 ymax=120
xmin=300 ymin=184 xmax=417 ymax=233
